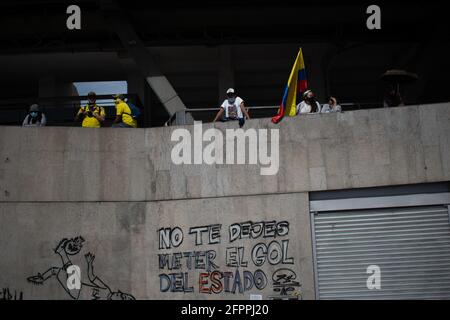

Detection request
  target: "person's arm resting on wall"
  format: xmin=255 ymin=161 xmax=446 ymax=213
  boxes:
xmin=213 ymin=107 xmax=225 ymax=122
xmin=22 ymin=115 xmax=30 ymax=127
xmin=240 ymin=101 xmax=250 ymax=119
xmin=315 ymin=102 xmax=321 ymax=113
xmin=40 ymin=114 xmax=47 ymax=126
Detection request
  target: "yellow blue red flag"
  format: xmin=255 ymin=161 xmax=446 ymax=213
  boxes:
xmin=272 ymin=48 xmax=308 ymax=123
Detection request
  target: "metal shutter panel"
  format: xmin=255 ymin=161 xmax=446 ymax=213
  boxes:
xmin=313 ymin=206 xmax=450 ymax=299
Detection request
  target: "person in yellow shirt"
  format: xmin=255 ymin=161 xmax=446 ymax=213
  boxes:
xmin=112 ymin=94 xmax=137 ymax=128
xmin=75 ymin=92 xmax=105 ymax=128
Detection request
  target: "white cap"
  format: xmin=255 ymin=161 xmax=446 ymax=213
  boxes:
xmin=226 ymin=88 xmax=235 ymax=94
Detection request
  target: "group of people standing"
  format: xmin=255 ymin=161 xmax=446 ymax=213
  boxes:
xmin=213 ymin=88 xmax=341 ymax=128
xmin=74 ymin=92 xmax=137 ymax=128
xmin=22 ymin=87 xmax=341 ymax=129
xmin=22 ymin=92 xmax=138 ymax=128
xmin=296 ymin=90 xmax=341 ymax=114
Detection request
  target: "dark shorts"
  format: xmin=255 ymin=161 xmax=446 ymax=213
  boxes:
xmin=224 ymin=117 xmax=245 ymax=128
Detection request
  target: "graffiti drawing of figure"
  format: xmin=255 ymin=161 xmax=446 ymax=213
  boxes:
xmin=27 ymin=236 xmax=135 ymax=300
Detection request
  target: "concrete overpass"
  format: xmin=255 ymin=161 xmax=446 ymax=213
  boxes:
xmin=0 ymin=1 xmax=449 ymax=126
xmin=0 ymin=103 xmax=449 ymax=299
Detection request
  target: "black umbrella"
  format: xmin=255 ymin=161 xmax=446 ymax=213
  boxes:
xmin=380 ymin=69 xmax=419 ymax=84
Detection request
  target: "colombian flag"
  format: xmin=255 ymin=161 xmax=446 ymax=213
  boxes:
xmin=271 ymin=48 xmax=308 ymax=124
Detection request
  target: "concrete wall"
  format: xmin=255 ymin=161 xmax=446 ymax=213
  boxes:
xmin=0 ymin=193 xmax=313 ymax=300
xmin=1 ymin=103 xmax=449 ymax=203
xmin=0 ymin=103 xmax=449 ymax=300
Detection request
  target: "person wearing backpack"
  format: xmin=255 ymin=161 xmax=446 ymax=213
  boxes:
xmin=22 ymin=104 xmax=47 ymax=127
xmin=75 ymin=91 xmax=105 ymax=128
xmin=112 ymin=94 xmax=138 ymax=128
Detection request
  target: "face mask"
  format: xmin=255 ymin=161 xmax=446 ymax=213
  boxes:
xmin=228 ymin=97 xmax=236 ymax=104
xmin=30 ymin=112 xmax=38 ymax=118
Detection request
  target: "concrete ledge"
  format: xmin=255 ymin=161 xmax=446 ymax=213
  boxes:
xmin=0 ymin=103 xmax=449 ymax=202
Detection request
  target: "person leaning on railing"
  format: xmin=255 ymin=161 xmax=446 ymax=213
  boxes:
xmin=213 ymin=88 xmax=250 ymax=128
xmin=296 ymin=90 xmax=321 ymax=114
xmin=112 ymin=94 xmax=138 ymax=128
xmin=22 ymin=104 xmax=46 ymax=127
xmin=75 ymin=91 xmax=105 ymax=128
xmin=321 ymin=96 xmax=342 ymax=113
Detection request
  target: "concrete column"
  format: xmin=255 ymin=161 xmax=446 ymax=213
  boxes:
xmin=38 ymin=76 xmax=56 ymax=98
xmin=307 ymin=45 xmax=327 ymax=103
xmin=102 ymin=4 xmax=186 ymax=117
xmin=39 ymin=76 xmax=79 ymax=98
xmin=38 ymin=76 xmax=79 ymax=122
xmin=321 ymin=45 xmax=339 ymax=100
xmin=218 ymin=45 xmax=235 ymax=106
xmin=127 ymin=72 xmax=151 ymax=127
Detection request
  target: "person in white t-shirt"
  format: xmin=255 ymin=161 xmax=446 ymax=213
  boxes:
xmin=213 ymin=88 xmax=250 ymax=128
xmin=296 ymin=90 xmax=321 ymax=114
xmin=321 ymin=96 xmax=342 ymax=113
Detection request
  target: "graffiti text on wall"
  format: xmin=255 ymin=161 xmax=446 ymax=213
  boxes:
xmin=157 ymin=220 xmax=302 ymax=299
xmin=0 ymin=288 xmax=23 ymax=300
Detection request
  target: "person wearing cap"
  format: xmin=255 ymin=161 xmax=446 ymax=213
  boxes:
xmin=22 ymin=104 xmax=47 ymax=127
xmin=296 ymin=90 xmax=321 ymax=114
xmin=213 ymin=88 xmax=250 ymax=128
xmin=75 ymin=91 xmax=105 ymax=128
xmin=112 ymin=94 xmax=137 ymax=128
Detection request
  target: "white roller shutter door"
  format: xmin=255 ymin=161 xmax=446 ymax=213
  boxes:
xmin=312 ymin=204 xmax=450 ymax=299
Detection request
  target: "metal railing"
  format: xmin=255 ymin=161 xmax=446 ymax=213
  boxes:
xmin=164 ymin=105 xmax=281 ymax=126
xmin=0 ymin=94 xmax=143 ymax=127
xmin=164 ymin=102 xmax=382 ymax=126
xmin=0 ymin=95 xmax=382 ymax=128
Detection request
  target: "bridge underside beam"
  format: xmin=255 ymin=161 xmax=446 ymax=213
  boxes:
xmin=102 ymin=1 xmax=186 ymax=117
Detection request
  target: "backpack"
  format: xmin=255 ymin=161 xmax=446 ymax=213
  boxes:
xmin=124 ymin=102 xmax=141 ymax=120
